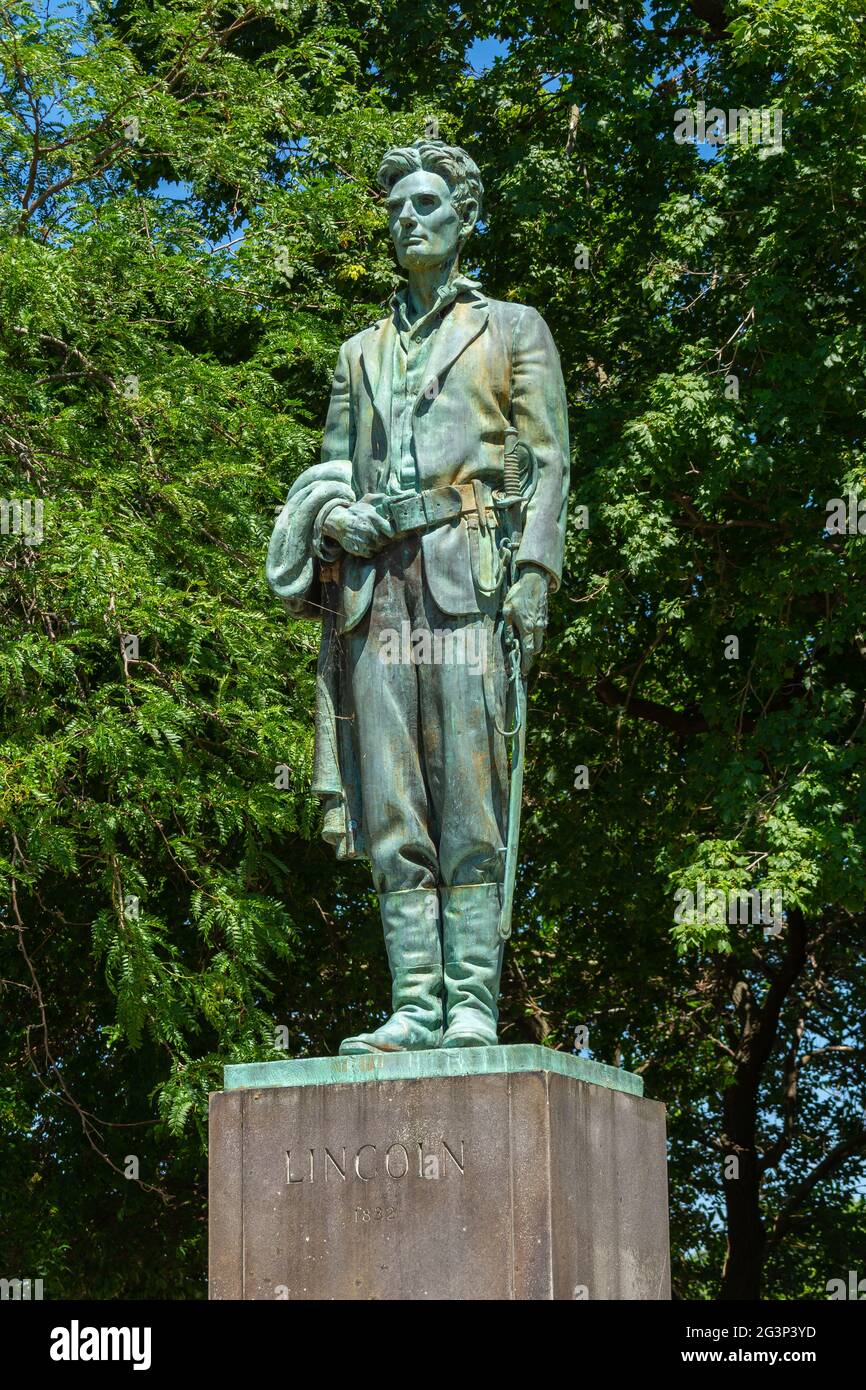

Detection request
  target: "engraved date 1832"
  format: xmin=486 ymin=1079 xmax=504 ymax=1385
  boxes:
xmin=354 ymin=1206 xmax=396 ymax=1223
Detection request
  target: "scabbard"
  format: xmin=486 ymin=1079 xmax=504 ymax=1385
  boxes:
xmin=498 ymin=665 xmax=527 ymax=941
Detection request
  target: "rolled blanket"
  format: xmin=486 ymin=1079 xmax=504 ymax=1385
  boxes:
xmin=266 ymin=459 xmax=355 ymax=616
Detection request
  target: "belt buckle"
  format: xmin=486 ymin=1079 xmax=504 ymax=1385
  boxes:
xmin=388 ymin=493 xmax=419 ymax=533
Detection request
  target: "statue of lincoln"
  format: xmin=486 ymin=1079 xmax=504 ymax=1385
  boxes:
xmin=267 ymin=138 xmax=569 ymax=1054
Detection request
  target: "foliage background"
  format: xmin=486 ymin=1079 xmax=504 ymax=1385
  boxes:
xmin=1 ymin=0 xmax=864 ymax=1299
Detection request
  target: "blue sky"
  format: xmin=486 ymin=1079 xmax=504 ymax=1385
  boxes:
xmin=466 ymin=36 xmax=508 ymax=73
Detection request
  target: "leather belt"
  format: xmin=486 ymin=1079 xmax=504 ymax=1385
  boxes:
xmin=380 ymin=481 xmax=494 ymax=538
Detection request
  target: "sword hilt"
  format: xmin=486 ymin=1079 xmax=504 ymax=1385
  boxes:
xmin=497 ymin=431 xmax=539 ymax=542
xmin=503 ymin=427 xmax=522 ymax=498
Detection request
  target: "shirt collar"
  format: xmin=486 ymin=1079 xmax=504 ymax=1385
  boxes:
xmin=390 ymin=274 xmax=484 ymax=333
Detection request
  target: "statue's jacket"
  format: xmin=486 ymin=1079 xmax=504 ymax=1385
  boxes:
xmin=267 ymin=283 xmax=570 ymax=860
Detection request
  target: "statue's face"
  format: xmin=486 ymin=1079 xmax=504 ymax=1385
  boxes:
xmin=387 ymin=170 xmax=472 ymax=271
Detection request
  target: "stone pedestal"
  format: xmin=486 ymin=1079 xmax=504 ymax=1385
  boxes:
xmin=209 ymin=1045 xmax=670 ymax=1301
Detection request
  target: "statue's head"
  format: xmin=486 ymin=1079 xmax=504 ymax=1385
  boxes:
xmin=376 ymin=139 xmax=483 ymax=273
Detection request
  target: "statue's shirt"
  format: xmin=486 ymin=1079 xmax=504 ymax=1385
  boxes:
xmin=387 ymin=276 xmax=484 ymax=496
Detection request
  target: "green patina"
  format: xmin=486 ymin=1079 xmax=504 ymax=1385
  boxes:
xmin=224 ymin=1044 xmax=643 ymax=1096
xmin=267 ymin=139 xmax=569 ymax=1057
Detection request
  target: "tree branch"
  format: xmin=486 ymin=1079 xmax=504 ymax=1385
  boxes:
xmin=767 ymin=1129 xmax=866 ymax=1252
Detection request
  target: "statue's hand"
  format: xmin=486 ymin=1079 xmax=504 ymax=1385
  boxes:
xmin=502 ymin=565 xmax=549 ymax=675
xmin=323 ymin=501 xmax=394 ymax=557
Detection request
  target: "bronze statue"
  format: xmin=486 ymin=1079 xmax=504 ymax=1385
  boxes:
xmin=267 ymin=139 xmax=569 ymax=1053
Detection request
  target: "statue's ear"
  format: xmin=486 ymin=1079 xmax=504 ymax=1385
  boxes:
xmin=460 ymin=199 xmax=478 ymax=239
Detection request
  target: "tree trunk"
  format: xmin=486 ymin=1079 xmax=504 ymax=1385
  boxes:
xmin=720 ymin=1081 xmax=765 ymax=1298
xmin=717 ymin=910 xmax=808 ymax=1299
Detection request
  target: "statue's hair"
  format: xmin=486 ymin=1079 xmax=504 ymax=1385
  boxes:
xmin=376 ymin=139 xmax=483 ymax=225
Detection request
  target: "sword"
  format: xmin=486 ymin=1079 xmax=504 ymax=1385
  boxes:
xmin=495 ymin=429 xmax=538 ymax=941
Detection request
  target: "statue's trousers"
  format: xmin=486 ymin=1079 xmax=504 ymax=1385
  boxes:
xmin=346 ymin=533 xmax=508 ymax=894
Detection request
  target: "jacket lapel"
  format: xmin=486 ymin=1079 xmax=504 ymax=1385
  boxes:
xmin=412 ymin=295 xmax=489 ymax=412
xmin=359 ymin=317 xmax=396 ymax=428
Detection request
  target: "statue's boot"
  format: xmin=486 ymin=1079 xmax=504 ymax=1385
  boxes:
xmin=339 ymin=887 xmax=443 ymax=1055
xmin=441 ymin=882 xmax=504 ymax=1048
